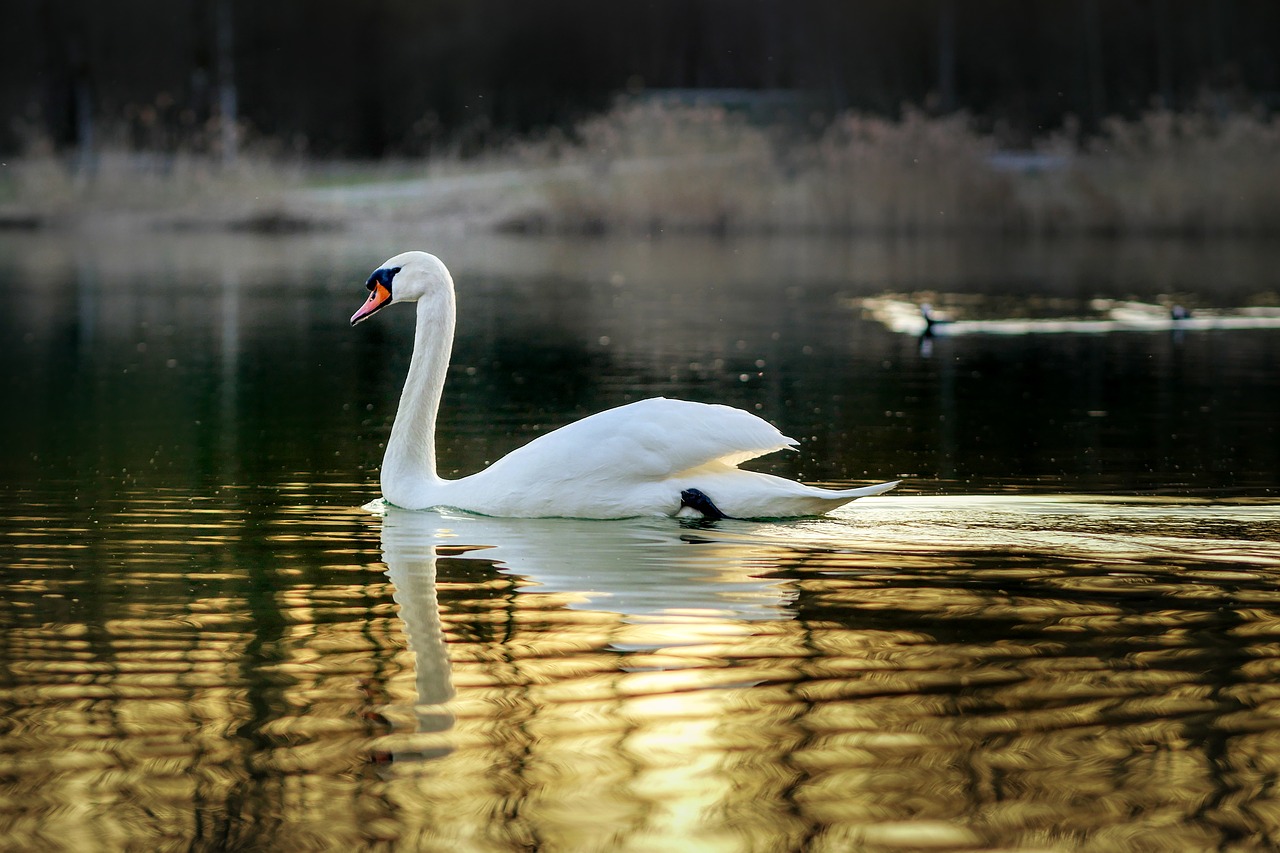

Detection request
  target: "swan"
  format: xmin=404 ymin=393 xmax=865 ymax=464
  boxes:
xmin=351 ymin=251 xmax=898 ymax=518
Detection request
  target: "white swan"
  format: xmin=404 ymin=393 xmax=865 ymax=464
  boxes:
xmin=351 ymin=251 xmax=898 ymax=518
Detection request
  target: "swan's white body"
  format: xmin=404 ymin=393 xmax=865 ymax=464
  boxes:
xmin=353 ymin=251 xmax=898 ymax=519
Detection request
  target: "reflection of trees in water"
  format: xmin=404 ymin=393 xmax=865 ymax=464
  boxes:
xmin=7 ymin=234 xmax=1280 ymax=494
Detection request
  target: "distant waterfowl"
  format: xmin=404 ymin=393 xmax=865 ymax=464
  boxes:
xmin=920 ymin=303 xmax=954 ymax=335
xmin=351 ymin=251 xmax=898 ymax=519
xmin=859 ymin=297 xmax=1280 ymax=337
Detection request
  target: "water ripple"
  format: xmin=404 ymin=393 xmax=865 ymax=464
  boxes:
xmin=3 ymin=492 xmax=1280 ymax=849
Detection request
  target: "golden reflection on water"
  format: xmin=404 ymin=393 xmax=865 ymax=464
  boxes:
xmin=3 ymin=494 xmax=1280 ymax=850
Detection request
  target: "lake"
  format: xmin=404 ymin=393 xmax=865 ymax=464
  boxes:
xmin=3 ymin=230 xmax=1280 ymax=850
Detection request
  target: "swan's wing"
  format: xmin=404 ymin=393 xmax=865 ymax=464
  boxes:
xmin=607 ymin=397 xmax=799 ymax=474
xmin=490 ymin=397 xmax=797 ymax=483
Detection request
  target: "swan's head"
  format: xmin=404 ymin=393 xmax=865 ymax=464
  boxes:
xmin=350 ymin=251 xmax=450 ymax=326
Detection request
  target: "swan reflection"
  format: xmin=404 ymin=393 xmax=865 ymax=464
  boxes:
xmin=378 ymin=514 xmax=455 ymax=762
xmin=375 ymin=506 xmax=793 ymax=764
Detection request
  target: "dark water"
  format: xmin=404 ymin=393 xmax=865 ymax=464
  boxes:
xmin=3 ymin=232 xmax=1280 ymax=850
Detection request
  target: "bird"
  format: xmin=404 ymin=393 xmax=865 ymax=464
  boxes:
xmin=350 ymin=251 xmax=899 ymax=519
xmin=919 ymin=302 xmax=954 ymax=335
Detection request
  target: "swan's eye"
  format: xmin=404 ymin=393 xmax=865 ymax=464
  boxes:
xmin=366 ymin=266 xmax=402 ymax=293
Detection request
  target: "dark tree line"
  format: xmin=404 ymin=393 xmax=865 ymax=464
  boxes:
xmin=4 ymin=0 xmax=1279 ymax=157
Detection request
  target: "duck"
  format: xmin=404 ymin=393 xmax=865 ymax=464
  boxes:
xmin=919 ymin=302 xmax=954 ymax=335
xmin=351 ymin=251 xmax=899 ymax=519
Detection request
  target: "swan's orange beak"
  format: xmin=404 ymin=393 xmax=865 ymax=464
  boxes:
xmin=351 ymin=283 xmax=391 ymax=326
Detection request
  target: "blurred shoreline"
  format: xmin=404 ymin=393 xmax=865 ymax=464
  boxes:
xmin=4 ymin=103 xmax=1280 ymax=240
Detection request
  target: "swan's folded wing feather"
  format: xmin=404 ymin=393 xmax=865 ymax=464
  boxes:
xmin=613 ymin=398 xmax=798 ymax=475
xmin=500 ymin=397 xmax=797 ymax=483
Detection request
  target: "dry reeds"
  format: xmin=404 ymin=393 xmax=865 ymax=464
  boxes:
xmin=497 ymin=102 xmax=779 ymax=235
xmin=0 ymin=116 xmax=312 ymax=230
xmin=502 ymin=101 xmax=1280 ymax=238
xmin=5 ymin=100 xmax=1280 ymax=237
xmin=1030 ymin=110 xmax=1280 ymax=236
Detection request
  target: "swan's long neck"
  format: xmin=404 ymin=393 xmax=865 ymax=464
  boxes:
xmin=381 ymin=284 xmax=455 ymax=505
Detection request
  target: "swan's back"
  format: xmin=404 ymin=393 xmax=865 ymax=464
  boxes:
xmin=442 ymin=398 xmax=798 ymax=516
xmin=487 ymin=397 xmax=794 ymax=481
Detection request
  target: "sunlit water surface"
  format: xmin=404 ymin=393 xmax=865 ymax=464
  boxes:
xmin=3 ymin=232 xmax=1280 ymax=850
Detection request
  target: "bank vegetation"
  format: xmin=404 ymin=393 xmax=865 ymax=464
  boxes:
xmin=4 ymin=102 xmax=1279 ymax=238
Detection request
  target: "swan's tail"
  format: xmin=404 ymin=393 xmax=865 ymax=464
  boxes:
xmin=716 ymin=477 xmax=900 ymax=519
xmin=828 ymin=480 xmax=900 ymax=499
xmin=790 ymin=479 xmax=900 ymax=516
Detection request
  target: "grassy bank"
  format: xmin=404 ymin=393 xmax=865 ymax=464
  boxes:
xmin=4 ymin=103 xmax=1279 ymax=237
xmin=498 ymin=103 xmax=1280 ymax=238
